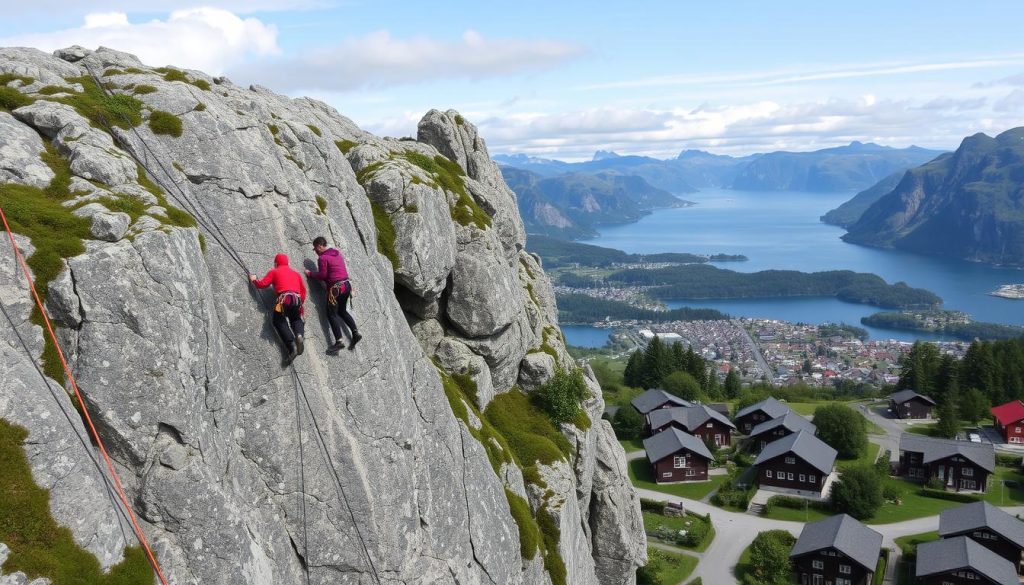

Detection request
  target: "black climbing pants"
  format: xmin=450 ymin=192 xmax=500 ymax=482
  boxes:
xmin=327 ymin=282 xmax=358 ymax=343
xmin=273 ymin=301 xmax=304 ymax=348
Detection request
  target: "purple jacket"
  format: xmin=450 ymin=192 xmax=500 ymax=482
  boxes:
xmin=309 ymin=248 xmax=349 ymax=283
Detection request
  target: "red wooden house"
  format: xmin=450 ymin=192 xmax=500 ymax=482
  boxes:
xmin=992 ymin=400 xmax=1024 ymax=444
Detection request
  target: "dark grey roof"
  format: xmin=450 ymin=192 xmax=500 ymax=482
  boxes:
xmin=734 ymin=396 xmax=791 ymax=421
xmin=899 ymin=434 xmax=995 ymax=472
xmin=889 ymin=389 xmax=936 ymax=406
xmin=708 ymin=403 xmax=731 ymax=417
xmin=648 ymin=404 xmax=737 ymax=433
xmin=749 ymin=411 xmax=817 ymax=438
xmin=939 ymin=501 xmax=1024 ymax=547
xmin=603 ymin=405 xmax=621 ymax=419
xmin=642 ymin=427 xmax=715 ymax=464
xmin=916 ymin=536 xmax=1018 ymax=585
xmin=790 ymin=514 xmax=882 ymax=571
xmin=630 ymin=389 xmax=692 ymax=414
xmin=754 ymin=430 xmax=837 ymax=475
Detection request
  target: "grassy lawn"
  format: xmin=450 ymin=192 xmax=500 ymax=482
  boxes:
xmin=642 ymin=510 xmax=716 ymax=552
xmin=643 ymin=547 xmax=698 ymax=585
xmin=864 ymin=477 xmax=961 ymax=524
xmin=982 ymin=466 xmax=1024 ymax=506
xmin=872 ymin=550 xmax=889 ymax=585
xmin=864 ymin=418 xmax=885 ymax=435
xmin=787 ymin=401 xmax=828 ymax=416
xmin=618 ymin=438 xmax=646 ymax=453
xmin=628 ymin=458 xmax=729 ymax=500
xmin=893 ymin=531 xmax=938 ymax=556
xmin=836 ymin=441 xmax=881 ymax=471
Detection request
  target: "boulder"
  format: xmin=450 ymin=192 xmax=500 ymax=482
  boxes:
xmin=89 ymin=211 xmax=131 ymax=242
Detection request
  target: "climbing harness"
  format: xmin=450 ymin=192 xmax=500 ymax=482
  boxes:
xmin=276 ymin=291 xmax=302 ymax=313
xmin=0 ymin=206 xmax=171 ymax=585
xmin=80 ymin=64 xmax=384 ymax=585
xmin=327 ymin=279 xmax=350 ymax=306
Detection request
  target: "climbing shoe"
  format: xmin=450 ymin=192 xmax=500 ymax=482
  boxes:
xmin=326 ymin=340 xmax=345 ymax=355
xmin=283 ymin=345 xmax=298 ymax=367
xmin=295 ymin=335 xmax=305 ymax=356
xmin=349 ymin=331 xmax=362 ymax=351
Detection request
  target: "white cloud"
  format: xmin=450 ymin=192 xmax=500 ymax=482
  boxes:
xmin=228 ymin=29 xmax=585 ymax=91
xmin=994 ymin=89 xmax=1024 ymax=112
xmin=10 ymin=1 xmax=326 ymax=15
xmin=1 ymin=8 xmax=279 ymax=73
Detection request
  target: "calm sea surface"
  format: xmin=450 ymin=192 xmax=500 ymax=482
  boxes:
xmin=562 ymin=188 xmax=1023 ymax=346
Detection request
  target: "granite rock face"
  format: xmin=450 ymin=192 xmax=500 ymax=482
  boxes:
xmin=0 ymin=46 xmax=645 ymax=585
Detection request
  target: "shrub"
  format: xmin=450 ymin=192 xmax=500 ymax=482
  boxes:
xmin=534 ymin=368 xmax=589 ymax=426
xmin=678 ymin=516 xmax=710 ymax=547
xmin=882 ymin=484 xmax=903 ymax=503
xmin=639 ymin=498 xmax=664 ymax=513
xmin=997 ymin=453 xmax=1023 ymax=467
xmin=747 ymin=530 xmax=797 ymax=585
xmin=831 ymin=465 xmax=883 ymax=519
xmin=612 ymin=406 xmax=645 ymax=440
xmin=919 ymin=488 xmax=981 ymax=503
xmin=148 ymin=110 xmax=183 ymax=137
xmin=0 ymin=420 xmax=155 ymax=583
xmin=813 ymin=403 xmax=867 ymax=458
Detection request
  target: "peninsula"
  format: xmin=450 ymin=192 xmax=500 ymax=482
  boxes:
xmin=991 ymin=284 xmax=1024 ymax=300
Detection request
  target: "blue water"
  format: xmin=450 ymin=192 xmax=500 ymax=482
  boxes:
xmin=559 ymin=325 xmax=613 ymax=348
xmin=564 ymin=188 xmax=1023 ymax=343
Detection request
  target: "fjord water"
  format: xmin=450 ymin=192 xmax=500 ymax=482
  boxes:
xmin=570 ymin=188 xmax=1023 ymax=343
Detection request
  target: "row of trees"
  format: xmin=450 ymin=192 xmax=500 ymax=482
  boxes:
xmin=623 ymin=337 xmax=725 ymax=401
xmin=897 ymin=339 xmax=1024 ymax=437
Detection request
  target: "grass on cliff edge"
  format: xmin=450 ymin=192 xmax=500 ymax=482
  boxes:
xmin=0 ymin=419 xmax=154 ymax=584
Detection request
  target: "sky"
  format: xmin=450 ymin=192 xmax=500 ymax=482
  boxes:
xmin=3 ymin=1 xmax=1024 ymax=161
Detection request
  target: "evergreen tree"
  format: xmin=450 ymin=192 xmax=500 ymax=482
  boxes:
xmin=958 ymin=388 xmax=990 ymax=426
xmin=670 ymin=342 xmax=687 ymax=373
xmin=641 ymin=337 xmax=672 ymax=389
xmin=623 ymin=350 xmax=643 ymax=388
xmin=724 ymin=369 xmax=742 ymax=399
xmin=611 ymin=406 xmax=645 ymax=440
xmin=935 ymin=354 xmax=960 ymax=404
xmin=962 ymin=342 xmax=997 ymax=401
xmin=935 ymin=393 xmax=960 ymax=439
xmin=897 ymin=342 xmax=941 ymax=394
xmin=705 ymin=370 xmax=723 ymax=400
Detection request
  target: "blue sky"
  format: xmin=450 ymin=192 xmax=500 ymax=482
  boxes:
xmin=4 ymin=1 xmax=1024 ymax=160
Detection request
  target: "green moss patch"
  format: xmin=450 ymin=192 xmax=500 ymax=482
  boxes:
xmin=0 ymin=86 xmax=34 ymax=111
xmin=397 ymin=152 xmax=491 ymax=229
xmin=59 ymin=76 xmax=143 ymax=129
xmin=157 ymin=68 xmax=210 ymax=91
xmin=193 ymin=102 xmax=206 ymax=112
xmin=0 ymin=419 xmax=155 ymax=584
xmin=335 ymin=139 xmax=357 ymax=154
xmin=133 ymin=165 xmax=196 ymax=229
xmin=306 ymin=124 xmax=321 ymax=137
xmin=190 ymin=79 xmax=211 ymax=91
xmin=131 ymin=85 xmax=157 ymax=95
xmin=505 ymin=489 xmax=540 ymax=559
xmin=148 ymin=110 xmax=182 ymax=137
xmin=37 ymin=86 xmax=70 ymax=96
xmin=437 ymin=367 xmax=513 ymax=473
xmin=454 ymin=114 xmax=465 ymax=125
xmin=315 ymin=196 xmax=328 ymax=215
xmin=0 ymin=73 xmax=34 ymax=86
xmin=369 ymin=200 xmax=399 ymax=270
xmin=484 ymin=390 xmax=572 ymax=466
xmin=538 ymin=507 xmax=567 ymax=585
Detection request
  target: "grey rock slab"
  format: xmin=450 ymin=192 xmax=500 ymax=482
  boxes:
xmin=445 ymin=236 xmax=523 ymax=338
xmin=0 ymin=112 xmax=54 ymax=188
xmin=518 ymin=351 xmax=556 ymax=391
xmin=90 ymin=211 xmax=131 ymax=242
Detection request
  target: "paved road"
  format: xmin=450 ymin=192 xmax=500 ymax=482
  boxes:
xmin=733 ymin=319 xmax=771 ymax=379
xmin=637 ymin=485 xmax=1024 ymax=585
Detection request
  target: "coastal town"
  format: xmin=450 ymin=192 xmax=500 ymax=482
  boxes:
xmin=591 ymin=317 xmax=970 ymax=387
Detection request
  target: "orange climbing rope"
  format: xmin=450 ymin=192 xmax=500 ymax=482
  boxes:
xmin=0 ymin=205 xmax=170 ymax=585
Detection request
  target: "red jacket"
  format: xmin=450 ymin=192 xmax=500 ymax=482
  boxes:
xmin=253 ymin=254 xmax=306 ymax=302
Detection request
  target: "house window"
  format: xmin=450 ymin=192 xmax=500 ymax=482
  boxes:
xmin=686 ymin=469 xmax=695 ymax=477
xmin=839 ymin=564 xmax=851 ymax=574
xmin=809 ymin=475 xmax=816 ymax=484
xmin=715 ymin=434 xmax=723 ymax=446
xmin=812 ymin=576 xmax=823 ymax=585
xmin=787 ymin=472 xmax=794 ymax=480
xmin=961 ymin=479 xmax=977 ymax=490
xmin=766 ymin=470 xmax=773 ymax=478
xmin=674 ymin=455 xmax=687 ymax=469
xmin=1016 ymin=426 xmax=1022 ymax=434
xmin=785 ymin=457 xmax=796 ymax=464
xmin=962 ymin=467 xmax=973 ymax=477
xmin=811 ymin=560 xmax=823 ymax=570
xmin=707 ymin=422 xmax=714 ymax=428
xmin=836 ymin=579 xmax=851 ymax=585
xmin=662 ymin=472 xmax=672 ymax=478
xmin=799 ymin=474 xmax=806 ymax=482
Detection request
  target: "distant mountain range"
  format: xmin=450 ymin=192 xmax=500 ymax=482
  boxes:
xmin=501 ymin=167 xmax=690 ymax=239
xmin=495 ymin=141 xmax=943 ymax=193
xmin=839 ymin=127 xmax=1024 ymax=266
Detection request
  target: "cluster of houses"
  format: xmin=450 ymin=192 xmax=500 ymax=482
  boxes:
xmin=635 ymin=391 xmax=839 ymax=497
xmin=789 ymin=501 xmax=1024 ymax=585
xmin=636 ymin=388 xmax=1003 ymax=500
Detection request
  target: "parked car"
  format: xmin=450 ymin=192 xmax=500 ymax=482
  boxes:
xmin=969 ymin=433 xmax=982 ymax=443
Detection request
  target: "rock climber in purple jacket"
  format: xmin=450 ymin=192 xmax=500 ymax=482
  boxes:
xmin=305 ymin=236 xmax=361 ymax=353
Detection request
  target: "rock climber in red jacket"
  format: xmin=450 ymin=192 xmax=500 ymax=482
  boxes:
xmin=250 ymin=253 xmax=307 ymax=366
